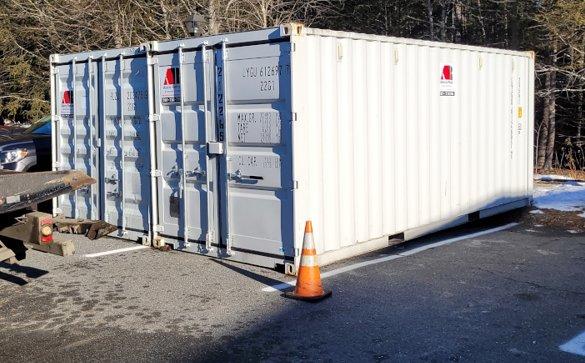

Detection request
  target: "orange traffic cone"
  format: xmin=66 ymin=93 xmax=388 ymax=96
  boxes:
xmin=284 ymin=220 xmax=332 ymax=301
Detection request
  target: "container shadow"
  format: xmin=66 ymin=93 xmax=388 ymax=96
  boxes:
xmin=211 ymin=259 xmax=286 ymax=288
xmin=184 ymin=210 xmax=555 ymax=361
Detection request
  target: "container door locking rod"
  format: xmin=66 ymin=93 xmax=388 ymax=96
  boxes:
xmin=88 ymin=56 xmax=96 ymax=220
xmin=50 ymin=59 xmax=60 ymax=214
xmin=100 ymin=55 xmax=107 ymax=223
xmin=146 ymin=50 xmax=159 ymax=245
xmin=215 ymin=39 xmax=232 ymax=255
xmin=72 ymin=58 xmax=78 ymax=219
xmin=178 ymin=46 xmax=189 ymax=248
xmin=119 ymin=54 xmax=127 ymax=235
xmin=201 ymin=42 xmax=214 ymax=251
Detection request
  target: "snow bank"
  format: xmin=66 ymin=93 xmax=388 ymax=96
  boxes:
xmin=533 ymin=181 xmax=585 ymax=216
xmin=534 ymin=174 xmax=577 ymax=181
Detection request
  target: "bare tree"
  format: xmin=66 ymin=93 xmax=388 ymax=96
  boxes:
xmin=0 ymin=0 xmax=583 ymax=171
xmin=0 ymin=0 xmax=333 ymax=121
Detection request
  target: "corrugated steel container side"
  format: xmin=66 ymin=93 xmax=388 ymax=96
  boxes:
xmin=50 ymin=25 xmax=534 ymax=272
xmin=290 ymin=28 xmax=534 ymax=262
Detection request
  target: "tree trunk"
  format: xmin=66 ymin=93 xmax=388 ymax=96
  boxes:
xmin=537 ymin=92 xmax=550 ymax=169
xmin=544 ymin=68 xmax=557 ymax=170
xmin=159 ymin=0 xmax=171 ymax=40
xmin=426 ymin=0 xmax=434 ymax=40
xmin=453 ymin=0 xmax=463 ymax=42
xmin=113 ymin=16 xmax=123 ymax=48
xmin=207 ymin=0 xmax=221 ymax=35
xmin=509 ymin=2 xmax=519 ymax=49
xmin=544 ymin=41 xmax=558 ymax=170
xmin=476 ymin=0 xmax=487 ymax=43
xmin=440 ymin=4 xmax=447 ymax=41
xmin=578 ymin=37 xmax=584 ymax=139
xmin=578 ymin=87 xmax=583 ymax=139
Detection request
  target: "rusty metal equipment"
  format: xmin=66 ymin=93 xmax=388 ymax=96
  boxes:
xmin=53 ymin=216 xmax=117 ymax=240
xmin=0 ymin=211 xmax=74 ymax=258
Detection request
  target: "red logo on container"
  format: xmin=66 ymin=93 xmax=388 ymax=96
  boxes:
xmin=441 ymin=65 xmax=453 ymax=81
xmin=61 ymin=90 xmax=73 ymax=104
xmin=164 ymin=67 xmax=180 ymax=85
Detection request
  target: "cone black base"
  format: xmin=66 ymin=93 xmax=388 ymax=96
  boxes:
xmin=283 ymin=289 xmax=332 ymax=302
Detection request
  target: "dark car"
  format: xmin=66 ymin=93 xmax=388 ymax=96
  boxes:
xmin=0 ymin=117 xmax=51 ymax=172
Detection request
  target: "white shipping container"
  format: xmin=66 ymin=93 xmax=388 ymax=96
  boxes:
xmin=50 ymin=24 xmax=534 ymax=272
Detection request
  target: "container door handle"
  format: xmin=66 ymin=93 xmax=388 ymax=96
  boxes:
xmin=229 ymin=170 xmax=264 ymax=182
xmin=186 ymin=166 xmax=206 ymax=179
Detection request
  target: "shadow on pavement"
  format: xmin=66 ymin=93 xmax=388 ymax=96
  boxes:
xmin=0 ymin=260 xmax=48 ymax=285
xmin=211 ymin=259 xmax=287 ymax=288
xmin=0 ymin=270 xmax=28 ymax=285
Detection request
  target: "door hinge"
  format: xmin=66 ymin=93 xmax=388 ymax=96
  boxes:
xmin=225 ymin=235 xmax=233 ymax=255
xmin=291 ymin=112 xmax=297 ymax=122
xmin=52 ymin=161 xmax=62 ymax=169
xmin=292 ymin=180 xmax=299 ymax=190
xmin=205 ymin=231 xmax=215 ymax=252
xmin=154 ymin=224 xmax=164 ymax=232
xmin=150 ymin=170 xmax=163 ymax=177
xmin=149 ymin=114 xmax=160 ymax=123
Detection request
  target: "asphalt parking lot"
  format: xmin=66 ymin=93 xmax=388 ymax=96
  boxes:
xmin=1 ymin=211 xmax=584 ymax=362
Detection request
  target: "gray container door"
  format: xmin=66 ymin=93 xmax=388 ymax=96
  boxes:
xmin=153 ymin=48 xmax=217 ymax=249
xmin=54 ymin=60 xmax=99 ymax=220
xmin=100 ymin=56 xmax=151 ymax=235
xmin=217 ymin=42 xmax=294 ymax=258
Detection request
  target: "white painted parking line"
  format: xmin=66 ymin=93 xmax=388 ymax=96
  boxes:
xmin=559 ymin=330 xmax=585 ymax=357
xmin=396 ymin=223 xmax=519 ymax=257
xmin=84 ymin=245 xmax=149 ymax=258
xmin=262 ymin=223 xmax=519 ymax=292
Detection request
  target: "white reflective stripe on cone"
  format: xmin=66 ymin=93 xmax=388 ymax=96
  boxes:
xmin=303 ymin=233 xmax=314 ymax=249
xmin=300 ymin=254 xmax=317 ymax=267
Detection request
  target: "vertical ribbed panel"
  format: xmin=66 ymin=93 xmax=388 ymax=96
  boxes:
xmin=337 ymin=38 xmax=354 ymax=247
xmin=393 ymin=43 xmax=408 ymax=233
xmin=292 ymin=30 xmax=533 ymax=254
xmin=353 ymin=40 xmax=369 ymax=243
xmin=380 ymin=42 xmax=394 ymax=235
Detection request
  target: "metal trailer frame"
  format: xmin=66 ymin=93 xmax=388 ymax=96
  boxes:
xmin=0 ymin=170 xmax=96 ymax=262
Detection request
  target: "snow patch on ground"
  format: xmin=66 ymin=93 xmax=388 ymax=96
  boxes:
xmin=533 ymin=181 xmax=585 ymax=217
xmin=535 ymin=174 xmax=576 ymax=181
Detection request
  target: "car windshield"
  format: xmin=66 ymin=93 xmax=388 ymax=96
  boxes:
xmin=24 ymin=119 xmax=51 ymax=135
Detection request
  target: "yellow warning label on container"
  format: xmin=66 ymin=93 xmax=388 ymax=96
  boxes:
xmin=517 ymin=106 xmax=523 ymax=118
